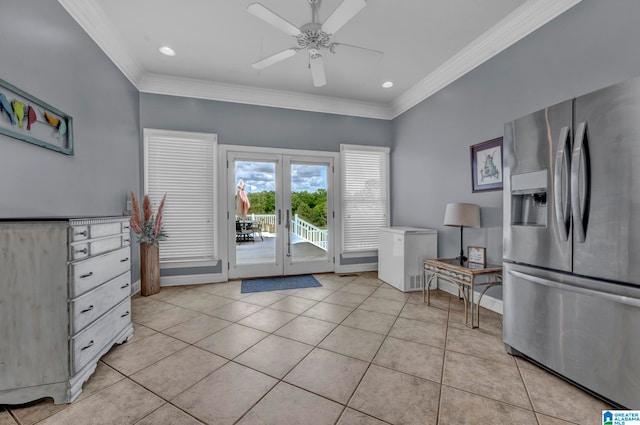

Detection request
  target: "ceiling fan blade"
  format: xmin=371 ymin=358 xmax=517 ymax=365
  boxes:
xmin=321 ymin=0 xmax=366 ymax=35
xmin=247 ymin=3 xmax=301 ymax=37
xmin=252 ymin=48 xmax=299 ymax=70
xmin=330 ymin=43 xmax=383 ymax=58
xmin=309 ymin=55 xmax=326 ymax=87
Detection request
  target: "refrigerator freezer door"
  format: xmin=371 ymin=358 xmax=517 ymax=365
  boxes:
xmin=503 ymin=100 xmax=572 ymax=271
xmin=503 ymin=263 xmax=640 ymax=408
xmin=573 ymin=77 xmax=640 ymax=285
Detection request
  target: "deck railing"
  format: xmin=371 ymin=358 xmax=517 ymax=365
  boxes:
xmin=245 ymin=213 xmax=327 ymax=251
xmin=292 ymin=214 xmax=327 ymax=251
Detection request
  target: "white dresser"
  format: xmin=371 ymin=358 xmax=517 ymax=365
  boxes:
xmin=0 ymin=217 xmax=134 ymax=404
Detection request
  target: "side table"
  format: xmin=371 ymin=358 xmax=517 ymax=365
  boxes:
xmin=423 ymin=258 xmax=502 ymax=328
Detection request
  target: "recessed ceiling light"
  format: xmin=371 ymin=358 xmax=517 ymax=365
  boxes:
xmin=158 ymin=46 xmax=176 ymax=57
xmin=382 ymin=81 xmax=394 ymax=88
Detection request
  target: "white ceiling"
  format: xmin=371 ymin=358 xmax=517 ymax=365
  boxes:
xmin=59 ymin=0 xmax=581 ymax=119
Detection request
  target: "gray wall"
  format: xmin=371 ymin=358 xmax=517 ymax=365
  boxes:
xmin=0 ymin=2 xmax=140 ymax=218
xmin=140 ymin=93 xmax=392 ymax=272
xmin=0 ymin=2 xmax=141 ymax=277
xmin=391 ymin=0 xmax=640 ymax=298
xmin=140 ymin=93 xmax=391 ymax=151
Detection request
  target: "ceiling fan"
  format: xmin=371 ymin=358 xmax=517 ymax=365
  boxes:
xmin=248 ymin=0 xmax=377 ymax=87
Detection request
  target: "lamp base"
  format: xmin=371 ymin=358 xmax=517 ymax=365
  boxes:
xmin=457 ymin=227 xmax=466 ymax=265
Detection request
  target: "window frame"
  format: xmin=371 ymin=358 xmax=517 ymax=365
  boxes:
xmin=143 ymin=128 xmax=218 ymax=266
xmin=340 ymin=144 xmax=390 ymax=256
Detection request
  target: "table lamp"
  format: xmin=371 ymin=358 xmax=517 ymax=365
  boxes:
xmin=444 ymin=203 xmax=481 ymax=264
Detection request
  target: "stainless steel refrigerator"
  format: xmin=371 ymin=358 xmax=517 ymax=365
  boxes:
xmin=503 ymin=76 xmax=640 ymax=408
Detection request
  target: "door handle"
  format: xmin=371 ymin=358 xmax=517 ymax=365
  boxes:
xmin=509 ymin=270 xmax=640 ymax=308
xmin=553 ymin=126 xmax=571 ymax=242
xmin=571 ymin=122 xmax=590 ymax=243
xmin=286 ymin=209 xmax=291 ymax=257
xmin=277 ymin=209 xmax=281 ymax=226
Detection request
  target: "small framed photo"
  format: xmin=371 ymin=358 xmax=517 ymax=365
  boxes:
xmin=468 ymin=246 xmax=486 ymax=266
xmin=470 ymin=137 xmax=503 ymax=192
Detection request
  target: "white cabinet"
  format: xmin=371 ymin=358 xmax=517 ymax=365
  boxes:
xmin=0 ymin=217 xmax=133 ymax=405
xmin=378 ymin=227 xmax=437 ymax=292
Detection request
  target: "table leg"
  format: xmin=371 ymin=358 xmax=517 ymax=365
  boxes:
xmin=423 ymin=267 xmax=427 ymax=304
xmin=423 ymin=273 xmax=437 ymax=305
xmin=470 ymin=278 xmax=477 ymax=329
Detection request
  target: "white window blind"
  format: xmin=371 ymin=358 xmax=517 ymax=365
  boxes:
xmin=144 ymin=129 xmax=217 ymax=263
xmin=341 ymin=144 xmax=390 ymax=253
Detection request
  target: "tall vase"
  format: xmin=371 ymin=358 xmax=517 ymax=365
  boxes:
xmin=140 ymin=243 xmax=160 ymax=296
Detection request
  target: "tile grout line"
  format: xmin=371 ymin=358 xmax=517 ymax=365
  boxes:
xmin=435 ymin=291 xmax=453 ymax=425
xmin=128 ymin=283 xmax=439 ymax=425
xmin=513 ymin=356 xmax=543 ymax=425
xmin=231 ymin=276 xmax=376 ymax=425
xmin=338 ymin=287 xmax=412 ymax=425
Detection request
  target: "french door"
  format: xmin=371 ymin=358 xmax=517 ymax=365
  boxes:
xmin=227 ymin=150 xmax=334 ymax=279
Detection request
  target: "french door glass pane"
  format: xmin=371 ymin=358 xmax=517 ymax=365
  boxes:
xmin=290 ymin=163 xmax=328 ymax=263
xmin=234 ymin=161 xmax=276 ymax=265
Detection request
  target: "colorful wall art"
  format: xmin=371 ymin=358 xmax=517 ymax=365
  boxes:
xmin=0 ymin=79 xmax=73 ymax=155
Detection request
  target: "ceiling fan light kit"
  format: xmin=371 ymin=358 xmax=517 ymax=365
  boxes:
xmin=247 ymin=0 xmax=374 ymax=87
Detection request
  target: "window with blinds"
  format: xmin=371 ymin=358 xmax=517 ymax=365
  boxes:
xmin=340 ymin=144 xmax=390 ymax=253
xmin=144 ymin=129 xmax=217 ymax=263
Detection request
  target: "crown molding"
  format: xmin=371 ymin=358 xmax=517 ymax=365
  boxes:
xmin=138 ymin=73 xmax=392 ymax=120
xmin=57 ymin=0 xmax=144 ymax=87
xmin=59 ymin=0 xmax=581 ymax=120
xmin=390 ymin=0 xmax=582 ymax=118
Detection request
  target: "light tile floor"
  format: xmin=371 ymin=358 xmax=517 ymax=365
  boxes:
xmin=1 ymin=272 xmax=612 ymax=425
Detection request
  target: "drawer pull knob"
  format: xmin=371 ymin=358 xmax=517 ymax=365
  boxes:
xmin=75 ymin=248 xmax=88 ymax=255
xmin=123 ymin=239 xmax=130 ymax=243
xmin=121 ymin=311 xmax=130 ymax=318
xmin=80 ymin=340 xmax=94 ymax=351
xmin=76 ymin=230 xmax=88 ymax=237
xmin=81 ymin=305 xmax=94 ymax=313
xmin=120 ymin=257 xmax=129 ymax=263
xmin=121 ymin=283 xmax=130 ymax=289
xmin=80 ymin=272 xmax=93 ymax=279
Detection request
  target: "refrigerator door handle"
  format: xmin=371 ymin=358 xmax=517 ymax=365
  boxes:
xmin=554 ymin=126 xmax=571 ymax=241
xmin=509 ymin=270 xmax=640 ymax=308
xmin=571 ymin=122 xmax=590 ymax=243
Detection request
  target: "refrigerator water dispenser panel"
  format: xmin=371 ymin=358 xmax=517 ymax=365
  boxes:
xmin=511 ymin=170 xmax=548 ymax=226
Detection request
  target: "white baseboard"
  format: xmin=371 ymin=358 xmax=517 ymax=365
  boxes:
xmin=131 ymin=279 xmax=140 ymax=296
xmin=437 ymin=280 xmax=503 ymax=315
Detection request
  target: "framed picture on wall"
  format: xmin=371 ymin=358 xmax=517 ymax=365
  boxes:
xmin=470 ymin=137 xmax=503 ymax=192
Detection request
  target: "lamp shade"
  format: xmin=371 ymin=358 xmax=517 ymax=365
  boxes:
xmin=444 ymin=203 xmax=480 ymax=228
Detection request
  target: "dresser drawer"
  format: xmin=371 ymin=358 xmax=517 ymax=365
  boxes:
xmin=89 ymin=222 xmax=123 ymax=239
xmin=71 ymin=298 xmax=131 ymax=374
xmin=70 ymin=247 xmax=131 ymax=297
xmin=70 ymin=272 xmax=131 ymax=335
xmin=70 ymin=225 xmax=89 ymax=242
xmin=69 ymin=242 xmax=90 ymax=260
xmin=69 ymin=235 xmax=128 ymax=261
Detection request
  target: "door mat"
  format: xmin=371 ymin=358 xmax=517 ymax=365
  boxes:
xmin=241 ymin=274 xmax=322 ymax=293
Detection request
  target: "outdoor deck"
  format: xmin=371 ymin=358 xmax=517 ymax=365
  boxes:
xmin=236 ymin=234 xmax=327 ymax=264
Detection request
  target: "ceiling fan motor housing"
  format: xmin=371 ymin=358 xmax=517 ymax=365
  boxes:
xmin=298 ymin=23 xmax=331 ymax=53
